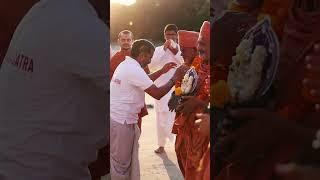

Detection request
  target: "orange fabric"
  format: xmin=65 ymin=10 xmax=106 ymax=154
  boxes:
xmin=200 ymin=21 xmax=210 ymax=42
xmin=195 ymin=144 xmax=210 ymax=180
xmin=258 ymin=0 xmax=292 ymax=40
xmin=215 ymin=5 xmax=320 ymax=179
xmin=178 ymin=30 xmax=199 ymax=48
xmin=173 ymin=59 xmax=210 ymax=179
xmin=191 ymin=56 xmax=203 ymax=71
xmin=110 ymin=50 xmax=130 ymax=79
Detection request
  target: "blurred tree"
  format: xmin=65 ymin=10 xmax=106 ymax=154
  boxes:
xmin=110 ymin=0 xmax=209 ymax=45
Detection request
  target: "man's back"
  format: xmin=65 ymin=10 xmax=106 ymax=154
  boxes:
xmin=0 ymin=0 xmax=108 ymax=179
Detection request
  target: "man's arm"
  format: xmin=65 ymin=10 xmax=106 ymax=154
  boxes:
xmin=145 ymin=64 xmax=189 ymax=100
xmin=144 ymin=77 xmax=176 ymax=100
xmin=148 ymin=62 xmax=177 ymax=81
xmin=148 ymin=68 xmax=164 ymax=81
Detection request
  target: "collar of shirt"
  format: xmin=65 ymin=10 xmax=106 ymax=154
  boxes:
xmin=125 ymin=56 xmax=141 ymax=67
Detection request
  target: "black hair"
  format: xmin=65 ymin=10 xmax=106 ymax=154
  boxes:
xmin=131 ymin=39 xmax=155 ymax=58
xmin=164 ymin=24 xmax=178 ymax=33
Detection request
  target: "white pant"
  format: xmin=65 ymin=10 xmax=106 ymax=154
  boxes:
xmin=156 ymin=112 xmax=175 ymax=147
xmin=110 ymin=120 xmax=140 ymax=180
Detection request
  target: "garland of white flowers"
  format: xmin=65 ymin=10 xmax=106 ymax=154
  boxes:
xmin=181 ymin=67 xmax=198 ymax=95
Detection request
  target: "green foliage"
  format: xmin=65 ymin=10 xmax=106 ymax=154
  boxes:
xmin=110 ymin=0 xmax=210 ymax=43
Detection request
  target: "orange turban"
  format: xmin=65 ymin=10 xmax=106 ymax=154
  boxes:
xmin=200 ymin=21 xmax=210 ymax=41
xmin=178 ymin=30 xmax=199 ymax=48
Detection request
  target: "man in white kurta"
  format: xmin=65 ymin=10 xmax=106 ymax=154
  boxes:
xmin=110 ymin=55 xmax=152 ymax=180
xmin=110 ymin=39 xmax=189 ymax=180
xmin=148 ymin=24 xmax=184 ymax=153
xmin=0 ymin=0 xmax=108 ymax=179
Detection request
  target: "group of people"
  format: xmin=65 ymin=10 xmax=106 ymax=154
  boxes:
xmin=213 ymin=0 xmax=320 ymax=180
xmin=109 ymin=21 xmax=211 ymax=180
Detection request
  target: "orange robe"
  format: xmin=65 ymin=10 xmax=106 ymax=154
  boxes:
xmin=196 ymin=144 xmax=210 ymax=180
xmin=172 ymin=58 xmax=210 ymax=180
xmin=215 ymin=1 xmax=320 ymax=179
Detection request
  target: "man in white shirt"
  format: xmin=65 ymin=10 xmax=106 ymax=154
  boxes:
xmin=110 ymin=39 xmax=188 ymax=180
xmin=0 ymin=0 xmax=108 ymax=179
xmin=148 ymin=24 xmax=184 ymax=154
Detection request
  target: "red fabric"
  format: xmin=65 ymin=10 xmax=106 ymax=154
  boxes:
xmin=200 ymin=21 xmax=210 ymax=42
xmin=110 ymin=50 xmax=130 ymax=79
xmin=196 ymin=145 xmax=210 ymax=180
xmin=173 ymin=62 xmax=210 ymax=180
xmin=178 ymin=30 xmax=199 ymax=48
xmin=215 ymin=1 xmax=320 ymax=179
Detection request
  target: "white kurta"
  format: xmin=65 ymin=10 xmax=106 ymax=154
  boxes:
xmin=148 ymin=45 xmax=183 ymax=146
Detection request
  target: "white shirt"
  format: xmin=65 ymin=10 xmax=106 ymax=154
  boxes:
xmin=110 ymin=56 xmax=153 ymax=124
xmin=148 ymin=45 xmax=183 ymax=112
xmin=0 ymin=0 xmax=108 ymax=179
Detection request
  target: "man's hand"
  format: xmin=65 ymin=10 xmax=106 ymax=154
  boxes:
xmin=176 ymin=96 xmax=206 ymax=115
xmin=195 ymin=113 xmax=210 ymax=136
xmin=275 ymin=163 xmax=320 ymax=180
xmin=163 ymin=40 xmax=171 ymax=51
xmin=164 ymin=39 xmax=178 ymax=55
xmin=216 ymin=108 xmax=298 ymax=164
xmin=161 ymin=62 xmax=177 ymax=74
xmin=172 ymin=65 xmax=189 ymax=82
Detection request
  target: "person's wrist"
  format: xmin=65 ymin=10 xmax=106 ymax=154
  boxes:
xmin=160 ymin=68 xmax=164 ymax=74
xmin=170 ymin=77 xmax=176 ymax=85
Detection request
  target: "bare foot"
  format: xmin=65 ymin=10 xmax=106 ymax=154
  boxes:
xmin=154 ymin=147 xmax=165 ymax=154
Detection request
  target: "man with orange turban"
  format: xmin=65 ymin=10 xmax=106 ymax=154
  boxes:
xmin=177 ymin=30 xmax=199 ymax=66
xmin=172 ymin=21 xmax=211 ymax=180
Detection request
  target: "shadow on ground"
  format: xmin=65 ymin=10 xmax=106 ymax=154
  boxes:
xmin=156 ymin=152 xmax=183 ymax=180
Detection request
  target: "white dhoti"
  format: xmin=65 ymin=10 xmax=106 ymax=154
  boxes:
xmin=110 ymin=120 xmax=141 ymax=180
xmin=148 ymin=47 xmax=182 ymax=148
xmin=156 ymin=111 xmax=175 ymax=147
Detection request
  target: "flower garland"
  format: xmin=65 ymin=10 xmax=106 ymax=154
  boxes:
xmin=174 ymin=56 xmax=210 ymax=101
xmin=212 ymin=63 xmax=231 ymax=108
xmin=175 ymin=56 xmax=203 ymax=96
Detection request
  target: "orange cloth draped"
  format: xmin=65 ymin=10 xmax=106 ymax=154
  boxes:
xmin=195 ymin=144 xmax=211 ymax=180
xmin=215 ymin=1 xmax=320 ymax=179
xmin=172 ymin=58 xmax=210 ymax=179
xmin=110 ymin=50 xmax=150 ymax=130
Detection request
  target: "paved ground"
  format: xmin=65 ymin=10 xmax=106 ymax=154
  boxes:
xmin=103 ymin=94 xmax=183 ymax=180
xmin=139 ymin=94 xmax=183 ymax=180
